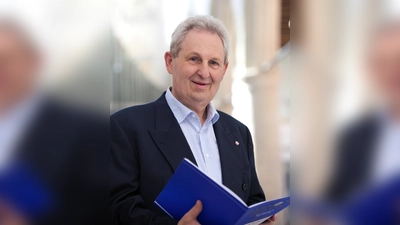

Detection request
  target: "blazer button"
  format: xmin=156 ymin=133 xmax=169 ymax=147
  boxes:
xmin=242 ymin=183 xmax=247 ymax=191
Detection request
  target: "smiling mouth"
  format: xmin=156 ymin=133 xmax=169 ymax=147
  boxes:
xmin=192 ymin=81 xmax=209 ymax=86
xmin=191 ymin=81 xmax=210 ymax=90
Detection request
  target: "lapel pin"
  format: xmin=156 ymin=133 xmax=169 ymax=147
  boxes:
xmin=235 ymin=141 xmax=239 ymax=146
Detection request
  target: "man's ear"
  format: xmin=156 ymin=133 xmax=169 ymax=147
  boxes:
xmin=164 ymin=51 xmax=174 ymax=74
xmin=222 ymin=61 xmax=229 ymax=77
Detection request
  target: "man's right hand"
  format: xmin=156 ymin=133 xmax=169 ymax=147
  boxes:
xmin=178 ymin=200 xmax=203 ymax=225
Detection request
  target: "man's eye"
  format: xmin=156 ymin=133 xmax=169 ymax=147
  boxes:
xmin=211 ymin=61 xmax=219 ymax=66
xmin=190 ymin=57 xmax=198 ymax=61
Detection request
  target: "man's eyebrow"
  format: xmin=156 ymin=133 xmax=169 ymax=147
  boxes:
xmin=209 ymin=57 xmax=222 ymax=62
xmin=186 ymin=51 xmax=201 ymax=57
xmin=185 ymin=51 xmax=223 ymax=62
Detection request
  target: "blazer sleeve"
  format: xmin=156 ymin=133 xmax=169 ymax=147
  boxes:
xmin=245 ymin=127 xmax=266 ymax=205
xmin=110 ymin=116 xmax=178 ymax=225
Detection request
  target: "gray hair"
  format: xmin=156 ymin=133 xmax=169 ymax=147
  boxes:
xmin=170 ymin=15 xmax=230 ymax=64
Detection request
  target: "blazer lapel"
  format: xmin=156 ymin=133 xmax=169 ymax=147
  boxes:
xmin=148 ymin=94 xmax=197 ymax=172
xmin=213 ymin=118 xmax=243 ymax=194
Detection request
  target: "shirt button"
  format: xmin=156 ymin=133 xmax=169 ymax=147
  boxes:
xmin=242 ymin=183 xmax=248 ymax=191
xmin=192 ymin=114 xmax=196 ymax=118
xmin=206 ymin=153 xmax=209 ymax=158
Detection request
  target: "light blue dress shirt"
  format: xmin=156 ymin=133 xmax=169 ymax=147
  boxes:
xmin=165 ymin=88 xmax=222 ymax=184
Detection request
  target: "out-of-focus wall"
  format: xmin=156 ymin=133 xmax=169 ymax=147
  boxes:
xmin=0 ymin=0 xmax=111 ymax=111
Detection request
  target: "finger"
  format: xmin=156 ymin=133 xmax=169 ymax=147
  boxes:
xmin=185 ymin=200 xmax=203 ymax=220
xmin=271 ymin=215 xmax=277 ymax=221
xmin=261 ymin=220 xmax=272 ymax=224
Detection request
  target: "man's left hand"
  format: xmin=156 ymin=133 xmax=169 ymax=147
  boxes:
xmin=261 ymin=215 xmax=277 ymax=224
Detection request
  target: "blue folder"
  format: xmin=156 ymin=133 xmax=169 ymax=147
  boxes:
xmin=155 ymin=158 xmax=290 ymax=225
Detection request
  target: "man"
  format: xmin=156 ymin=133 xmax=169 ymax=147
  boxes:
xmin=0 ymin=18 xmax=108 ymax=225
xmin=110 ymin=15 xmax=277 ymax=225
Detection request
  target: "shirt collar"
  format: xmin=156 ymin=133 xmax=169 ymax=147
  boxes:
xmin=165 ymin=87 xmax=219 ymax=124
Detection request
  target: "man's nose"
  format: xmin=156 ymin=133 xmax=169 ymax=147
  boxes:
xmin=196 ymin=62 xmax=210 ymax=78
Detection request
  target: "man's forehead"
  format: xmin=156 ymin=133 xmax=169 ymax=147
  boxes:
xmin=180 ymin=29 xmax=224 ymax=56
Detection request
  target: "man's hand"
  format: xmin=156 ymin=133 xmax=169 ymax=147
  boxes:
xmin=261 ymin=215 xmax=277 ymax=224
xmin=178 ymin=200 xmax=203 ymax=225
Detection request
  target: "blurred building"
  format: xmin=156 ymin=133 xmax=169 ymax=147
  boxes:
xmin=110 ymin=0 xmax=290 ymax=224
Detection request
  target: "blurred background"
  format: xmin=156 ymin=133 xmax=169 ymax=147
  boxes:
xmin=110 ymin=1 xmax=290 ymax=224
xmin=293 ymin=0 xmax=400 ymax=195
xmin=293 ymin=0 xmax=400 ymax=224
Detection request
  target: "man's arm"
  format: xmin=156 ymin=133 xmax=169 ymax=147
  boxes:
xmin=245 ymin=127 xmax=266 ymax=205
xmin=110 ymin=116 xmax=177 ymax=225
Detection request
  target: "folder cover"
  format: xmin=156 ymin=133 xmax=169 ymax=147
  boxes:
xmin=155 ymin=158 xmax=290 ymax=225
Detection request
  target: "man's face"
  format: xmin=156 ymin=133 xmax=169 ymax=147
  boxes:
xmin=0 ymin=29 xmax=38 ymax=112
xmin=164 ymin=29 xmax=228 ymax=110
xmin=368 ymin=29 xmax=400 ymax=107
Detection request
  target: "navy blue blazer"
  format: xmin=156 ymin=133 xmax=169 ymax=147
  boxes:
xmin=110 ymin=92 xmax=265 ymax=225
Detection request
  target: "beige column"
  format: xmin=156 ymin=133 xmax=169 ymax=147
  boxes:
xmin=245 ymin=0 xmax=281 ymax=67
xmin=245 ymin=66 xmax=284 ymax=200
xmin=243 ymin=1 xmax=285 ymax=225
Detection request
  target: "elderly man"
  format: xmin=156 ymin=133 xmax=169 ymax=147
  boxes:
xmin=110 ymin=15 xmax=276 ymax=225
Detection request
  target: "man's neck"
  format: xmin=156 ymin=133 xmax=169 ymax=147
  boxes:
xmin=170 ymin=88 xmax=208 ymax=125
xmin=185 ymin=103 xmax=208 ymax=125
xmin=196 ymin=106 xmax=208 ymax=126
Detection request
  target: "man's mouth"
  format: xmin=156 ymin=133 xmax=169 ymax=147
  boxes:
xmin=192 ymin=81 xmax=208 ymax=86
xmin=192 ymin=81 xmax=210 ymax=88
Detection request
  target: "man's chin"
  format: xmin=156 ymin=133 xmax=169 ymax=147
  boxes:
xmin=189 ymin=94 xmax=212 ymax=105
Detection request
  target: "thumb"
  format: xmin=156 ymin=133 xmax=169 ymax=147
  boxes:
xmin=185 ymin=200 xmax=203 ymax=219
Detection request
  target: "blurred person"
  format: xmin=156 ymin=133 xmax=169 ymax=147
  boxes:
xmin=110 ymin=15 xmax=277 ymax=225
xmin=0 ymin=18 xmax=108 ymax=225
xmin=319 ymin=20 xmax=400 ymax=224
